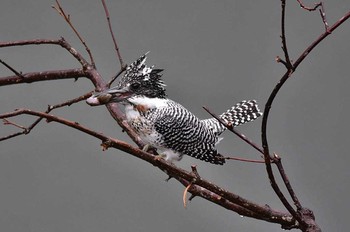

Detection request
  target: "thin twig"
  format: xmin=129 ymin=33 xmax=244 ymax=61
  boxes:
xmin=297 ymin=0 xmax=322 ymax=11
xmin=293 ymin=10 xmax=350 ymax=70
xmin=0 ymin=59 xmax=25 ymax=78
xmin=0 ymin=91 xmax=93 ymax=141
xmin=203 ymin=106 xmax=264 ymax=155
xmin=297 ymin=0 xmax=329 ymax=31
xmin=223 ymin=156 xmax=265 ymax=163
xmin=108 ymin=65 xmax=127 ymax=87
xmin=52 ymin=0 xmax=96 ymax=68
xmin=280 ymin=0 xmax=293 ymax=69
xmin=101 ymin=0 xmax=125 ymax=68
xmin=275 ymin=56 xmax=289 ymax=68
xmin=273 ymin=153 xmax=302 ymax=210
xmin=48 ymin=91 xmax=93 ymax=110
xmin=0 ymin=132 xmax=25 ymax=142
xmin=190 ymin=165 xmax=200 ymax=178
xmin=2 ymin=118 xmax=27 ymax=131
xmin=319 ymin=3 xmax=329 ymax=30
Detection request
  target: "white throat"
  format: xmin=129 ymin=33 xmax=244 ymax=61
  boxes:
xmin=128 ymin=96 xmax=168 ymax=109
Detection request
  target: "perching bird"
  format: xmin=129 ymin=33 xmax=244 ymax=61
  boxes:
xmin=86 ymin=53 xmax=262 ymax=165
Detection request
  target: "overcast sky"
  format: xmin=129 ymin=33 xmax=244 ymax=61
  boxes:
xmin=1 ymin=1 xmax=350 ymax=231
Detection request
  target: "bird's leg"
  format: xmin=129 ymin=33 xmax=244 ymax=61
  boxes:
xmin=142 ymin=145 xmax=175 ymax=181
xmin=142 ymin=144 xmax=166 ymax=160
xmin=142 ymin=144 xmax=153 ymax=152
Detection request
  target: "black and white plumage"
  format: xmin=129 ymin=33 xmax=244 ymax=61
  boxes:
xmin=87 ymin=53 xmax=262 ymax=165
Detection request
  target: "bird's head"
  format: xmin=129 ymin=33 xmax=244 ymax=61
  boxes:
xmin=86 ymin=53 xmax=166 ymax=106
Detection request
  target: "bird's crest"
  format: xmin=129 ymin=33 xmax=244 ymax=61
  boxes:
xmin=115 ymin=52 xmax=167 ymax=98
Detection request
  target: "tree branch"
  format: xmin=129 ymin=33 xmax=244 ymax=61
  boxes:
xmin=52 ymin=0 xmax=95 ymax=68
xmin=0 ymin=59 xmax=25 ymax=78
xmin=296 ymin=0 xmax=329 ymax=30
xmin=1 ymin=2 xmax=349 ymax=231
xmin=204 ymin=98 xmax=304 ymax=225
xmin=0 ymin=68 xmax=86 ymax=86
xmin=279 ymin=0 xmax=293 ymax=69
xmin=101 ymin=0 xmax=125 ymax=69
xmin=261 ymin=5 xmax=350 ymax=231
xmin=1 ymin=91 xmax=93 ymax=142
xmin=0 ymin=108 xmax=297 ymax=229
xmin=203 ymin=106 xmax=264 ymax=155
xmin=0 ymin=38 xmax=90 ymax=68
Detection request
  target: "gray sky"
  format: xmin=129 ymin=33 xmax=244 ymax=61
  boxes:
xmin=1 ymin=1 xmax=350 ymax=231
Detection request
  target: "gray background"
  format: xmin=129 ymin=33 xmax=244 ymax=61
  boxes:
xmin=1 ymin=1 xmax=349 ymax=231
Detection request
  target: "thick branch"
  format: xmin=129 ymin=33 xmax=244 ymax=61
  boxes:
xmin=0 ymin=38 xmax=90 ymax=68
xmin=0 ymin=109 xmax=296 ymax=229
xmin=174 ymin=176 xmax=296 ymax=229
xmin=0 ymin=68 xmax=86 ymax=86
xmin=0 ymin=38 xmax=138 ymax=153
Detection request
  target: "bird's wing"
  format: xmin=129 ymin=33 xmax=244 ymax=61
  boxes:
xmin=153 ymin=106 xmax=225 ymax=165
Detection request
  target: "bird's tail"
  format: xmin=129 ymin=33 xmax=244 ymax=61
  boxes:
xmin=221 ymin=100 xmax=262 ymax=127
xmin=202 ymin=100 xmax=262 ymax=136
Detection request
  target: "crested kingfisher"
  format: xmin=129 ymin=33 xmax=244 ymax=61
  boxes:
xmin=87 ymin=54 xmax=262 ymax=165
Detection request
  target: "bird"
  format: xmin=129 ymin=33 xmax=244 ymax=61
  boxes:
xmin=86 ymin=53 xmax=262 ymax=165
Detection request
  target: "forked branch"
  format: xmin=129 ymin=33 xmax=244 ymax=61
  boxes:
xmin=1 ymin=2 xmax=350 ymax=231
xmin=262 ymin=1 xmax=350 ymax=230
xmin=0 ymin=108 xmax=296 ymax=229
xmin=0 ymin=38 xmax=89 ymax=68
xmin=52 ymin=0 xmax=96 ymax=67
xmin=297 ymin=0 xmax=329 ymax=30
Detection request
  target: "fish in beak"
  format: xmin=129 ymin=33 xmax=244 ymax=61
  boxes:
xmin=86 ymin=86 xmax=132 ymax=106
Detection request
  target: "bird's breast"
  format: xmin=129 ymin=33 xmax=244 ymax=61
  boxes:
xmin=125 ymin=105 xmax=159 ymax=143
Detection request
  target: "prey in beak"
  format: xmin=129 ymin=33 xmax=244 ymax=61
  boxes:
xmin=86 ymin=87 xmax=131 ymax=106
xmin=86 ymin=53 xmax=166 ymax=107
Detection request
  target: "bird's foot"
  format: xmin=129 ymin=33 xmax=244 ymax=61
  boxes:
xmin=142 ymin=144 xmax=165 ymax=161
xmin=142 ymin=144 xmax=152 ymax=152
xmin=154 ymin=153 xmax=167 ymax=161
xmin=142 ymin=144 xmax=159 ymax=154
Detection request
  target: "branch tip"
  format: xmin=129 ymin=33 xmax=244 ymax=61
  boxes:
xmin=297 ymin=0 xmax=329 ymax=30
xmin=188 ymin=194 xmax=196 ymax=201
xmin=0 ymin=59 xmax=25 ymax=78
xmin=223 ymin=155 xmax=266 ymax=164
xmin=101 ymin=139 xmax=113 ymax=151
xmin=165 ymin=175 xmax=173 ymax=182
xmin=53 ymin=0 xmax=95 ymax=67
xmin=108 ymin=65 xmax=127 ymax=87
xmin=101 ymin=0 xmax=124 ymax=68
xmin=190 ymin=165 xmax=200 ymax=179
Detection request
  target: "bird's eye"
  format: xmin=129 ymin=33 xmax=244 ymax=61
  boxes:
xmin=130 ymin=82 xmax=141 ymax=90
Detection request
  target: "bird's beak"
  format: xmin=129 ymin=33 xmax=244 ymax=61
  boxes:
xmin=86 ymin=87 xmax=130 ymax=106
